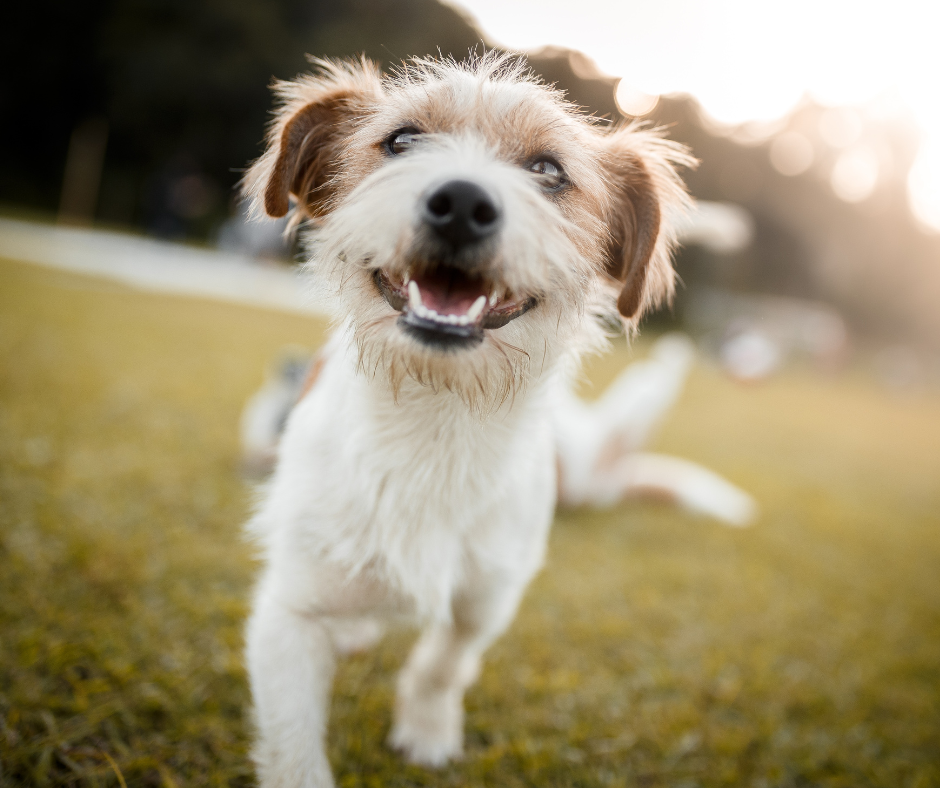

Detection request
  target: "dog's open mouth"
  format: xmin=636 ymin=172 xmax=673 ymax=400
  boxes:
xmin=374 ymin=265 xmax=536 ymax=349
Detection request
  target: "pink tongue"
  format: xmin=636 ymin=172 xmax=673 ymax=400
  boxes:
xmin=413 ymin=271 xmax=487 ymax=316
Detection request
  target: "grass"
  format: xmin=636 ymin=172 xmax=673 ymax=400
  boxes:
xmin=0 ymin=255 xmax=938 ymax=787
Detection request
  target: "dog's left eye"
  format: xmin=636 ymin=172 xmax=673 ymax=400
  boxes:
xmin=528 ymin=158 xmax=567 ymax=190
xmin=386 ymin=128 xmax=423 ymax=155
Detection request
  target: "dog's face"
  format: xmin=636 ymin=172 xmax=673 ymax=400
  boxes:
xmin=246 ymin=55 xmax=691 ymax=410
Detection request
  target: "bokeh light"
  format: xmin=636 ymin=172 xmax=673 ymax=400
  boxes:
xmin=909 ymin=141 xmax=940 ymax=232
xmin=769 ymin=132 xmax=814 ymax=177
xmin=614 ymin=81 xmax=659 ymax=117
xmin=830 ymin=145 xmax=879 ymax=203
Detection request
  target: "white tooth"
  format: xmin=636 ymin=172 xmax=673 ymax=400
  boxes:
xmin=467 ymin=295 xmax=487 ymax=322
xmin=489 ymin=291 xmax=498 ymax=306
xmin=457 ymin=315 xmax=469 ymax=326
xmin=449 ymin=315 xmax=459 ymax=324
xmin=403 ymin=271 xmax=410 ymax=285
xmin=408 ymin=280 xmax=422 ymax=309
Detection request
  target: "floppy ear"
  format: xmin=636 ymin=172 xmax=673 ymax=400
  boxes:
xmin=601 ymin=128 xmax=695 ymax=321
xmin=244 ymin=58 xmax=384 ymax=220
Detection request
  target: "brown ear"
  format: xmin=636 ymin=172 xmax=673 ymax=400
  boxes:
xmin=244 ymin=59 xmax=384 ymax=220
xmin=602 ymin=129 xmax=694 ymax=320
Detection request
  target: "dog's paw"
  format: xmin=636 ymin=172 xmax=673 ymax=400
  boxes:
xmin=388 ymin=691 xmax=464 ymax=767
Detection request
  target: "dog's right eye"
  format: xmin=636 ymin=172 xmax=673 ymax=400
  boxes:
xmin=386 ymin=128 xmax=423 ymax=155
xmin=528 ymin=157 xmax=568 ymax=191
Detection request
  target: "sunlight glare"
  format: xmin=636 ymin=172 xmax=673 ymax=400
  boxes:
xmin=453 ymin=0 xmax=940 ymax=232
xmin=819 ymin=109 xmax=863 ymax=149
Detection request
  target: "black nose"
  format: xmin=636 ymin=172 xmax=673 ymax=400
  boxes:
xmin=423 ymin=180 xmax=501 ymax=251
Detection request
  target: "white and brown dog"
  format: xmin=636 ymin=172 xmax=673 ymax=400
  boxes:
xmin=242 ymin=54 xmax=753 ymax=787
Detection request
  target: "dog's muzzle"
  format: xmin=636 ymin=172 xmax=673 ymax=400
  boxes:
xmin=369 ymin=178 xmax=537 ymax=351
xmin=373 ymin=266 xmax=536 ymax=351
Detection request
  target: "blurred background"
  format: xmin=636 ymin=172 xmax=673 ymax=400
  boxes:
xmin=0 ymin=0 xmax=940 ymax=387
xmin=2 ymin=0 xmax=940 ymax=380
xmin=2 ymin=2 xmax=940 ymax=786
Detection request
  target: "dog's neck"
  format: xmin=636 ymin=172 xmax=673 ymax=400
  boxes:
xmin=333 ymin=328 xmax=559 ymax=446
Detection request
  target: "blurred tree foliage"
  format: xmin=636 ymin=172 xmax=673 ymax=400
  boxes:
xmin=1 ymin=0 xmax=484 ymax=237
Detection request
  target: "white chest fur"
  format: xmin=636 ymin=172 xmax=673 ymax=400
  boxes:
xmin=252 ymin=333 xmax=559 ymax=622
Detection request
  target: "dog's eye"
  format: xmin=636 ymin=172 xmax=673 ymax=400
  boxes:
xmin=528 ymin=158 xmax=567 ymax=190
xmin=386 ymin=128 xmax=423 ymax=155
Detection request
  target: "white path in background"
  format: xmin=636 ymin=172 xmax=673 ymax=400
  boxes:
xmin=0 ymin=204 xmax=749 ymax=318
xmin=0 ymin=217 xmax=326 ymax=317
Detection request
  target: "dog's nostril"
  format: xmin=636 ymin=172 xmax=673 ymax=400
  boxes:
xmin=428 ymin=193 xmax=452 ymax=218
xmin=423 ymin=179 xmax=501 ymax=250
xmin=472 ymin=201 xmax=497 ymax=226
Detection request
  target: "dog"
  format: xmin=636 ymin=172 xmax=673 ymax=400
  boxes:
xmin=242 ymin=53 xmax=750 ymax=787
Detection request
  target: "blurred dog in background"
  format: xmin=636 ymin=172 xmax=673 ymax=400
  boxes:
xmin=241 ymin=53 xmax=753 ymax=787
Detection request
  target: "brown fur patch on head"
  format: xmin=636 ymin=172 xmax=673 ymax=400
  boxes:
xmin=600 ymin=126 xmax=696 ymax=323
xmin=380 ymin=56 xmax=580 ymax=162
xmin=243 ymin=58 xmax=384 ymax=221
xmin=242 ymin=53 xmax=694 ymax=412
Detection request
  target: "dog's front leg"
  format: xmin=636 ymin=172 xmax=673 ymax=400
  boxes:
xmin=390 ymin=575 xmax=526 ymax=767
xmin=247 ymin=583 xmax=337 ymax=788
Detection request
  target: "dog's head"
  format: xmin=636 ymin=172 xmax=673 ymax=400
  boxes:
xmin=245 ymin=54 xmax=692 ymax=410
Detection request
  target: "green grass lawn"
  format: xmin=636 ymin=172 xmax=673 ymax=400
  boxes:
xmin=1 ymin=256 xmax=938 ymax=787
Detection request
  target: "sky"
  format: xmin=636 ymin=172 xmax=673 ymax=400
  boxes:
xmin=451 ymin=0 xmax=940 ymax=232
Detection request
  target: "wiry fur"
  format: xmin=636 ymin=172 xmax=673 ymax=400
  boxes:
xmin=313 ymin=131 xmax=609 ymax=412
xmin=242 ymin=53 xmax=695 ymax=787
